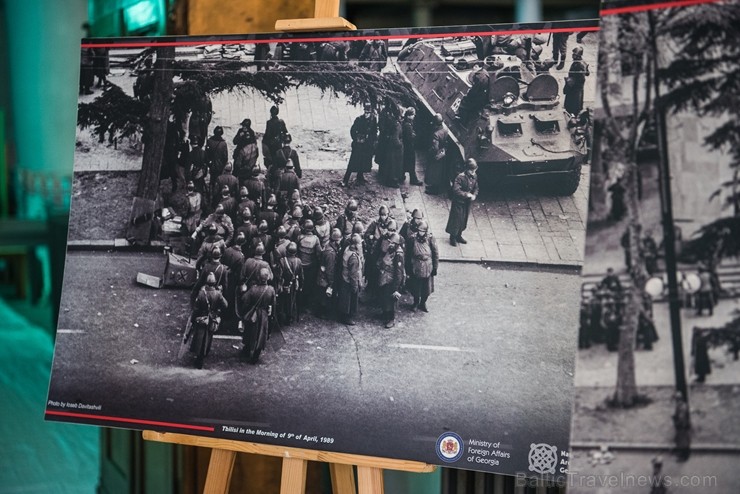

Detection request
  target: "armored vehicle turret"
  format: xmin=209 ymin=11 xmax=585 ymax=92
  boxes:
xmin=395 ymin=38 xmax=588 ymax=195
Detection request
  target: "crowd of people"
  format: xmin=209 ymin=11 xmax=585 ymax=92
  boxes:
xmin=178 ymin=108 xmax=446 ymax=364
xmin=578 ymin=267 xmax=659 ymax=352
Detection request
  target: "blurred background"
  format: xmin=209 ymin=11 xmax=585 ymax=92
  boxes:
xmin=0 ymin=0 xmax=598 ymax=492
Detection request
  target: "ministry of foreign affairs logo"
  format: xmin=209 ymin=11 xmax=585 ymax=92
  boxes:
xmin=528 ymin=443 xmax=557 ymax=474
xmin=436 ymin=432 xmax=463 ymax=463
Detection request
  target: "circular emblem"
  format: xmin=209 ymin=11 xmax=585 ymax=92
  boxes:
xmin=436 ymin=432 xmax=463 ymax=463
xmin=528 ymin=443 xmax=557 ymax=474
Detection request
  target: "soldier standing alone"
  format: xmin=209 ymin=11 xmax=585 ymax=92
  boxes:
xmin=343 ymin=103 xmax=377 ymax=186
xmin=445 ymin=159 xmax=479 ymax=246
xmin=563 ymin=46 xmax=590 ymax=116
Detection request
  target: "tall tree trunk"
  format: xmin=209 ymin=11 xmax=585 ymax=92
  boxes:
xmin=126 ymin=46 xmax=175 ymax=244
xmin=613 ymin=21 xmax=652 ymax=407
xmin=137 ymin=46 xmax=175 ymax=199
xmin=614 ymin=161 xmax=645 ymax=406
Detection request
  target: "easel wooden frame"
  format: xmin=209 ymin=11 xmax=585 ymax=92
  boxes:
xmin=144 ymin=2 xmax=434 ymax=492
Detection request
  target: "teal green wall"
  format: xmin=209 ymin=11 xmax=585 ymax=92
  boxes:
xmin=385 ymin=469 xmax=442 ymax=493
xmin=4 ymin=0 xmax=87 ymax=218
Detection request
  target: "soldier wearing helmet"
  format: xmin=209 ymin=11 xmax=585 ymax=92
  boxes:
xmin=206 ymin=125 xmax=229 ymax=178
xmin=237 ymin=187 xmax=256 ymax=226
xmin=212 ymin=162 xmax=238 ymax=210
xmin=334 ymin=199 xmax=361 ymax=240
xmin=192 ymin=245 xmax=229 ymax=306
xmin=269 ymin=225 xmax=291 ymax=270
xmin=188 ymin=134 xmax=208 ymax=196
xmin=241 ymin=241 xmax=273 ymax=289
xmin=402 ymin=106 xmax=423 ymax=186
xmin=426 ymin=113 xmax=449 ymax=195
xmin=312 ymin=206 xmax=331 ymax=248
xmin=222 ymin=233 xmax=247 ymax=313
xmin=194 ymin=203 xmax=234 ymax=246
xmin=405 ymin=219 xmax=438 ymax=312
xmin=264 ymin=105 xmax=289 ymax=167
xmin=400 ymin=208 xmax=424 ymax=241
xmin=276 ymin=241 xmax=304 ymax=325
xmin=188 ymin=270 xmax=228 ymax=368
xmin=564 ymin=44 xmax=590 ymax=116
xmin=183 ymin=180 xmax=203 ymax=235
xmin=283 ymin=206 xmax=303 ymax=242
xmin=337 ymin=232 xmax=365 ymax=325
xmin=218 ymin=183 xmax=238 ymax=221
xmin=195 ymin=222 xmax=227 ymax=271
xmin=343 ymin=103 xmax=377 ymax=187
xmin=297 ymin=219 xmax=322 ymax=310
xmin=237 ymin=266 xmax=276 ymax=364
xmin=278 ymin=161 xmax=300 ymax=211
xmin=365 ymin=206 xmax=393 ymax=297
xmin=235 ymin=211 xmax=258 ymax=257
xmin=258 ymin=194 xmax=281 ymax=233
xmin=274 ymin=133 xmax=302 ymax=178
xmin=251 ymin=220 xmax=273 ymax=255
xmin=377 ymin=232 xmax=406 ymax=328
xmin=243 ymin=165 xmax=267 ymax=210
xmin=446 ymin=159 xmax=479 ymax=246
xmin=233 ymin=117 xmax=259 ymax=180
xmin=365 ymin=205 xmax=392 ymax=248
xmin=317 ymin=228 xmax=343 ymax=318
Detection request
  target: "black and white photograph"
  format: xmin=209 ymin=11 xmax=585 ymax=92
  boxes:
xmin=46 ymin=21 xmax=597 ymax=478
xmin=569 ymin=0 xmax=740 ymax=491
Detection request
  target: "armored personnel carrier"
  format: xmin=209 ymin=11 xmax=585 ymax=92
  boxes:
xmin=395 ymin=38 xmax=588 ymax=195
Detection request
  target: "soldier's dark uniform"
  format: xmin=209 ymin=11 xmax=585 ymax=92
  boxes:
xmin=240 ymin=246 xmax=273 ymax=289
xmin=244 ymin=168 xmax=267 ymax=210
xmin=276 ymin=245 xmax=304 ymax=324
xmin=237 ymin=271 xmax=276 ymax=360
xmin=337 ymin=237 xmax=364 ymax=325
xmin=405 ymin=222 xmax=438 ymax=312
xmin=191 ymin=255 xmax=229 ymax=306
xmin=316 ymin=230 xmax=342 ymax=318
xmin=343 ymin=105 xmax=377 ymax=186
xmin=189 ymin=281 xmax=228 ymax=360
xmin=263 ymin=107 xmax=288 ymax=167
xmin=377 ymin=235 xmax=405 ymax=328
xmin=296 ymin=222 xmax=322 ymax=311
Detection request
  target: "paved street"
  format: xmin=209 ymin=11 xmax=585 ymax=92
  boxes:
xmin=48 ymin=251 xmax=581 ymax=474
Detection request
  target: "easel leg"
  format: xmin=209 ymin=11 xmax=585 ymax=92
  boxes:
xmin=357 ymin=466 xmax=384 ymax=494
xmin=280 ymin=457 xmax=308 ymax=494
xmin=329 ymin=463 xmax=356 ymax=494
xmin=203 ymin=449 xmax=236 ymax=494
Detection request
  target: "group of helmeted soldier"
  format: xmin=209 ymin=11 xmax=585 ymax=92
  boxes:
xmin=181 ymin=106 xmax=441 ymax=363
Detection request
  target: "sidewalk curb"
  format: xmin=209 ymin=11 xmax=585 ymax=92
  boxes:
xmin=570 ymin=441 xmax=740 ymax=454
xmin=66 ymin=240 xmax=584 ymax=272
xmin=68 ymin=239 xmax=167 ymax=253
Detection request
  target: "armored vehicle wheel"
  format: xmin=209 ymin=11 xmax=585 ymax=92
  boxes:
xmin=553 ymin=166 xmax=581 ymax=196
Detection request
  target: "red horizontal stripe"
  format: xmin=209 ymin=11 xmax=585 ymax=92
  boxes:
xmin=45 ymin=410 xmax=215 ymax=432
xmin=80 ymin=26 xmax=600 ymax=49
xmin=602 ymin=0 xmax=722 ymax=16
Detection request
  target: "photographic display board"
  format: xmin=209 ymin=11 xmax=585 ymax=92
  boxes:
xmin=47 ymin=20 xmax=598 ymax=479
xmin=570 ymin=0 xmax=740 ymax=492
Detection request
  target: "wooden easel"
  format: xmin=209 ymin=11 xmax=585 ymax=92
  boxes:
xmin=145 ymin=2 xmax=434 ymax=492
xmin=144 ymin=431 xmax=434 ymax=494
